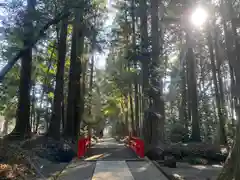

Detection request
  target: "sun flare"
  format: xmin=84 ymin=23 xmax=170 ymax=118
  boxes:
xmin=190 ymin=7 xmax=208 ymax=27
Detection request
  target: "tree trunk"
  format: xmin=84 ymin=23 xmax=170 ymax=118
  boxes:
xmin=130 ymin=0 xmax=139 ymax=136
xmin=78 ymin=46 xmax=88 ymax=128
xmin=127 ymin=58 xmax=135 ymax=134
xmin=35 ymin=110 xmax=40 ymax=133
xmin=125 ymin=95 xmax=129 ymax=135
xmin=61 ymin=100 xmax=65 ymax=130
xmin=186 ymin=33 xmax=201 ymax=142
xmin=222 ymin=15 xmax=236 ymax=132
xmin=129 ymin=91 xmax=135 ymax=134
xmin=139 ymin=0 xmax=149 ymax=111
xmin=48 ymin=17 xmax=68 ymax=139
xmin=88 ymin=55 xmax=94 ymax=115
xmin=217 ymin=105 xmax=240 ymax=180
xmin=65 ymin=9 xmax=84 ymax=139
xmin=207 ymin=31 xmax=227 ymax=145
xmin=150 ymin=0 xmax=165 ymax=143
xmin=2 ymin=120 xmax=8 ymax=135
xmin=186 ymin=52 xmax=192 ymax=134
xmin=217 ymin=1 xmax=240 ymax=177
xmin=74 ymin=38 xmax=85 ymax=138
xmin=65 ymin=15 xmax=78 ymax=138
xmin=179 ymin=59 xmax=188 ymax=131
xmin=222 ymin=20 xmax=235 ymax=87
xmin=10 ymin=0 xmax=36 ymax=139
xmin=30 ymin=82 xmax=36 ymax=131
xmin=213 ymin=26 xmax=227 ymax=111
xmin=134 ymin=84 xmax=140 ymax=136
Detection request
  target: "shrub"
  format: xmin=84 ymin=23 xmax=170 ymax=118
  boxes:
xmin=170 ymin=124 xmax=189 ymax=143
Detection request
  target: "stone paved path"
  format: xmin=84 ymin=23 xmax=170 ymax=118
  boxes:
xmin=58 ymin=137 xmax=168 ymax=180
xmin=85 ymin=137 xmax=138 ymax=161
xmin=92 ymin=161 xmax=134 ymax=180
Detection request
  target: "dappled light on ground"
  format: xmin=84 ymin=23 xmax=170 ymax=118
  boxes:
xmin=161 ymin=162 xmax=222 ymax=180
xmin=135 ymin=162 xmax=151 ymax=172
xmin=58 ymin=160 xmax=96 ymax=180
xmin=84 ymin=152 xmax=116 ymax=161
xmin=84 ymin=154 xmax=106 ymax=161
xmin=92 ymin=161 xmax=134 ymax=180
xmin=85 ymin=137 xmax=138 ymax=161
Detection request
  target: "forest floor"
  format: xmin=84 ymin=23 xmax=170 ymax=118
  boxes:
xmin=0 ymin=135 xmax=96 ymax=180
xmin=117 ymin=136 xmax=225 ymax=179
xmin=147 ymin=142 xmax=227 ymax=180
xmin=159 ymin=162 xmax=222 ymax=180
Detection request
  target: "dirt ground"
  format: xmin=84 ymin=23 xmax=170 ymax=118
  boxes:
xmin=160 ymin=162 xmax=222 ymax=180
xmin=0 ymin=136 xmax=77 ymax=180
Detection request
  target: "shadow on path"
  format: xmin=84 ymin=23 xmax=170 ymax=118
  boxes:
xmin=58 ymin=159 xmax=96 ymax=180
xmin=85 ymin=137 xmax=138 ymax=161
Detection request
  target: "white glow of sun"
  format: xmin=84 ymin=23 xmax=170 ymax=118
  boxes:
xmin=190 ymin=7 xmax=208 ymax=27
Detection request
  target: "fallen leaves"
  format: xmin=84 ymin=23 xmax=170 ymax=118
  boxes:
xmin=0 ymin=142 xmax=35 ymax=180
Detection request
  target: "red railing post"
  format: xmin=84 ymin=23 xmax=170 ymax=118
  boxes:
xmin=77 ymin=136 xmax=91 ymax=158
xmin=78 ymin=139 xmax=84 ymax=158
xmin=129 ymin=136 xmax=144 ymax=158
xmin=138 ymin=139 xmax=144 ymax=158
xmin=83 ymin=138 xmax=86 ymax=155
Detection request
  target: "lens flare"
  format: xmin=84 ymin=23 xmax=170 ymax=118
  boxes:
xmin=190 ymin=7 xmax=208 ymax=27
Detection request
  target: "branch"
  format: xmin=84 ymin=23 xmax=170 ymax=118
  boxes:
xmin=0 ymin=11 xmax=71 ymax=82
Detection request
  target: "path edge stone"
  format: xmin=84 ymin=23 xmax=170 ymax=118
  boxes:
xmin=50 ymin=157 xmax=79 ymax=180
xmin=144 ymin=156 xmax=172 ymax=180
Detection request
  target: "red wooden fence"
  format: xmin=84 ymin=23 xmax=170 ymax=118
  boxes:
xmin=128 ymin=135 xmax=144 ymax=158
xmin=77 ymin=136 xmax=91 ymax=158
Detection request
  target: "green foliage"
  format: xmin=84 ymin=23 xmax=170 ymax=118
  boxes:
xmin=170 ymin=124 xmax=189 ymax=143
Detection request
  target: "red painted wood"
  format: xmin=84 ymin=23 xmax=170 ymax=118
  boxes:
xmin=77 ymin=136 xmax=91 ymax=158
xmin=129 ymin=135 xmax=144 ymax=158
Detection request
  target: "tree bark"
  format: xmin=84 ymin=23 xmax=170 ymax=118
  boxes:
xmin=88 ymin=55 xmax=94 ymax=115
xmin=35 ymin=110 xmax=40 ymax=133
xmin=186 ymin=33 xmax=201 ymax=142
xmin=65 ymin=12 xmax=78 ymax=138
xmin=217 ymin=1 xmax=240 ymax=177
xmin=222 ymin=14 xmax=236 ymax=132
xmin=179 ymin=58 xmax=188 ymax=131
xmin=217 ymin=105 xmax=240 ymax=180
xmin=61 ymin=100 xmax=65 ymax=130
xmin=9 ymin=0 xmax=36 ymax=139
xmin=65 ymin=9 xmax=84 ymax=139
xmin=186 ymin=51 xmax=192 ymax=134
xmin=139 ymin=0 xmax=150 ymax=111
xmin=74 ymin=38 xmax=85 ymax=138
xmin=129 ymin=91 xmax=135 ymax=134
xmin=207 ymin=31 xmax=227 ymax=145
xmin=214 ymin=27 xmax=227 ymax=116
xmin=130 ymin=0 xmax=139 ymax=136
xmin=150 ymin=0 xmax=165 ymax=143
xmin=30 ymin=82 xmax=36 ymax=131
xmin=2 ymin=120 xmax=8 ymax=135
xmin=124 ymin=95 xmax=129 ymax=135
xmin=48 ymin=17 xmax=68 ymax=139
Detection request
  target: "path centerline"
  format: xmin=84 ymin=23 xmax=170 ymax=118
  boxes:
xmin=92 ymin=161 xmax=134 ymax=180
